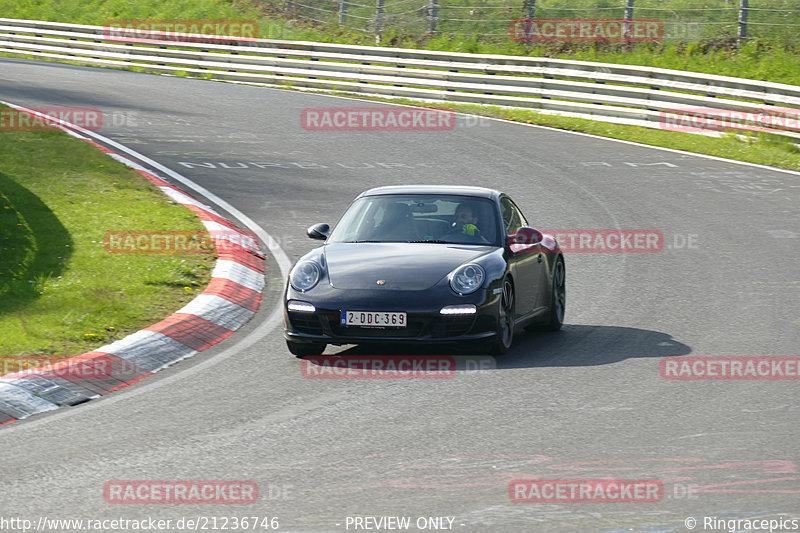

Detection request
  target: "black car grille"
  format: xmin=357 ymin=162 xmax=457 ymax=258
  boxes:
xmin=287 ymin=311 xmax=324 ymax=335
xmin=433 ymin=315 xmax=476 ymax=337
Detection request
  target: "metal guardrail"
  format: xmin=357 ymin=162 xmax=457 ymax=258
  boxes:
xmin=2 ymin=18 xmax=799 ymax=139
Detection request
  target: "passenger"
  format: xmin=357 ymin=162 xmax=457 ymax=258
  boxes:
xmin=376 ymin=202 xmax=414 ymax=241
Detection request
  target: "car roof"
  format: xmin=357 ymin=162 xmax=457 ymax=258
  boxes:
xmin=358 ymin=185 xmax=501 ymax=199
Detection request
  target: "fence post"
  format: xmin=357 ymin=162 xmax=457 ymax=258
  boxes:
xmin=738 ymin=0 xmax=749 ymax=46
xmin=623 ymin=0 xmax=634 ymax=42
xmin=375 ymin=0 xmax=385 ymax=41
xmin=339 ymin=0 xmax=348 ymax=25
xmin=526 ymin=0 xmax=535 ymax=21
xmin=427 ymin=0 xmax=439 ymax=34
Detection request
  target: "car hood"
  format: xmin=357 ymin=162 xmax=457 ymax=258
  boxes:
xmin=324 ymin=242 xmax=495 ymax=290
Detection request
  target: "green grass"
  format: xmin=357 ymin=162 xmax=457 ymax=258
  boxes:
xmin=278 ymin=0 xmax=800 ymax=45
xmin=0 ymin=0 xmax=257 ymax=25
xmin=0 ymin=105 xmax=215 ymax=364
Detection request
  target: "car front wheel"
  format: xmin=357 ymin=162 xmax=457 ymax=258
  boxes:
xmin=488 ymin=278 xmax=515 ymax=355
xmin=544 ymin=257 xmax=565 ymax=331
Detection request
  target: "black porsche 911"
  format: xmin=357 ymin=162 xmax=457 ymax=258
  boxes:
xmin=283 ymin=185 xmax=565 ymax=356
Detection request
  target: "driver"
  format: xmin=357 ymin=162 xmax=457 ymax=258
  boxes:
xmin=450 ymin=203 xmax=480 ymax=237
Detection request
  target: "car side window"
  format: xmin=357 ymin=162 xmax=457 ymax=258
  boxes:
xmin=509 ymin=199 xmax=528 ymax=228
xmin=500 ymin=197 xmax=525 ymax=234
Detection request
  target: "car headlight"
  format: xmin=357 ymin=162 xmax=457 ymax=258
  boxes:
xmin=450 ymin=264 xmax=485 ymax=295
xmin=290 ymin=261 xmax=321 ymax=292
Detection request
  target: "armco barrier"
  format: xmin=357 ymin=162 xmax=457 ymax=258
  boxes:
xmin=1 ymin=18 xmax=799 ymax=139
xmin=0 ymin=103 xmax=265 ymax=426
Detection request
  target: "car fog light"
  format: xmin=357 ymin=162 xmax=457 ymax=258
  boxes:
xmin=440 ymin=304 xmax=477 ymax=315
xmin=288 ymin=301 xmax=316 ymax=312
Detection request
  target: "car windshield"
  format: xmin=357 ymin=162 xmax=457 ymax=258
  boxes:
xmin=328 ymin=194 xmax=500 ymax=245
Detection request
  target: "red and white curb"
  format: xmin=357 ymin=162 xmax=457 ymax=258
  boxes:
xmin=0 ymin=104 xmax=266 ymax=426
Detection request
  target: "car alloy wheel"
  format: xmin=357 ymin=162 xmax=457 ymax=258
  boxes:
xmin=490 ymin=278 xmax=515 ymax=355
xmin=545 ymin=257 xmax=566 ymax=331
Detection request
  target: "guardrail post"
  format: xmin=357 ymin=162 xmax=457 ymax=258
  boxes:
xmin=526 ymin=0 xmax=535 ymax=21
xmin=427 ymin=0 xmax=439 ymax=34
xmin=375 ymin=0 xmax=385 ymax=42
xmin=339 ymin=0 xmax=348 ymax=25
xmin=623 ymin=0 xmax=634 ymax=43
xmin=738 ymin=0 xmax=749 ymax=46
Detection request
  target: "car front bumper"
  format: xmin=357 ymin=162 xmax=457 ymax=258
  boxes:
xmin=284 ymin=287 xmax=500 ymax=346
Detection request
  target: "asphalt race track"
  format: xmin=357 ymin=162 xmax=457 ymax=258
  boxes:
xmin=1 ymin=57 xmax=798 ymax=532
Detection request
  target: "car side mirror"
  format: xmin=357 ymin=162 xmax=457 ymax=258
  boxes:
xmin=507 ymin=227 xmax=543 ymax=251
xmin=307 ymin=223 xmax=330 ymax=240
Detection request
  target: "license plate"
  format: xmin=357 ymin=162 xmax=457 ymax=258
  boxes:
xmin=341 ymin=311 xmax=407 ymax=327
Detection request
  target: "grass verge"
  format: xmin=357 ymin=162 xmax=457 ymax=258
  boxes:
xmin=0 ymin=105 xmax=214 ymax=371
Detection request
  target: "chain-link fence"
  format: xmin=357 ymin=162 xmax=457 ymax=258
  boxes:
xmin=276 ymin=0 xmax=800 ymax=43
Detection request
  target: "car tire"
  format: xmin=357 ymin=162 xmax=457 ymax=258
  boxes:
xmin=286 ymin=340 xmax=326 ymax=358
xmin=543 ymin=256 xmax=566 ymax=331
xmin=488 ymin=278 xmax=515 ymax=355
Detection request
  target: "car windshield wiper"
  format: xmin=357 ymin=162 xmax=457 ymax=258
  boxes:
xmin=409 ymin=239 xmax=457 ymax=244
